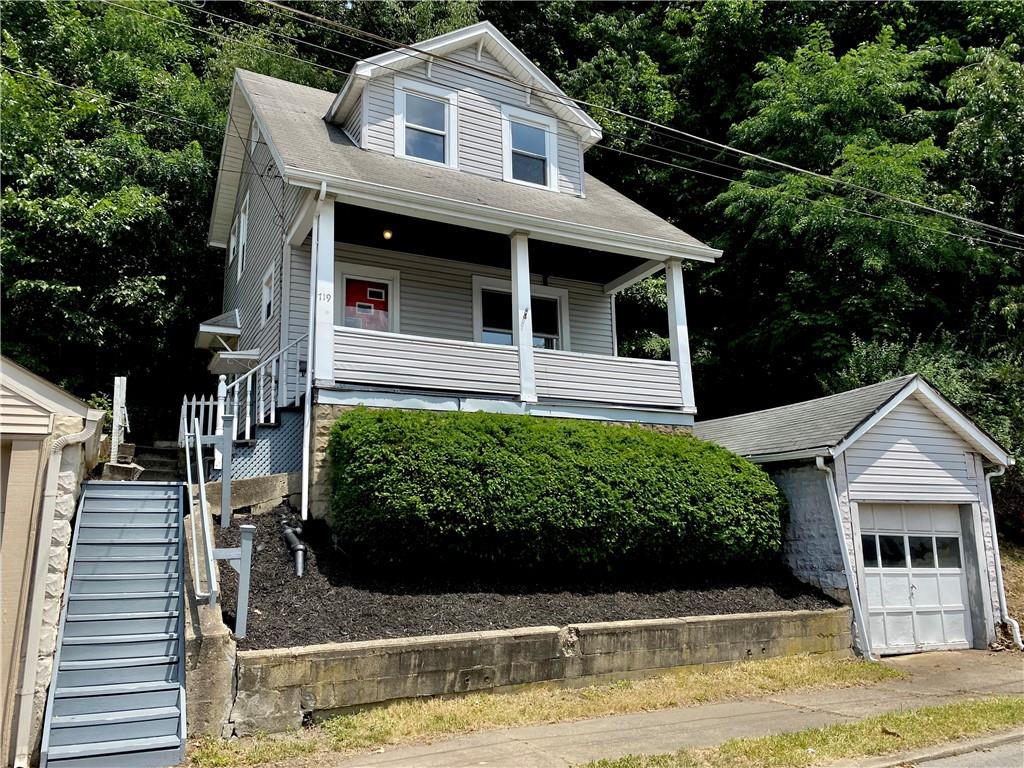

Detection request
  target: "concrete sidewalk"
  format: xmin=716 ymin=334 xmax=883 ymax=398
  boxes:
xmin=324 ymin=650 xmax=1023 ymax=768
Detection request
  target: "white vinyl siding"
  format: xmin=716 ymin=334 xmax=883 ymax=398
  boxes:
xmin=358 ymin=48 xmax=583 ymax=195
xmin=343 ymin=99 xmax=362 ymax=146
xmin=844 ymin=397 xmax=979 ymax=503
xmin=220 ymin=134 xmax=283 ymax=367
xmin=534 ymin=350 xmax=682 ymax=408
xmin=334 ymin=327 xmax=520 ymax=396
xmin=0 ymin=384 xmax=52 ymax=435
xmin=329 ymin=244 xmax=613 ymax=355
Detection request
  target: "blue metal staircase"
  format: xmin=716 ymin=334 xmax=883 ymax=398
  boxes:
xmin=40 ymin=481 xmax=186 ymax=768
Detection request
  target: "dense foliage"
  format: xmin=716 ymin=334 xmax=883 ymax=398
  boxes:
xmin=1 ymin=1 xmax=1021 ymax=524
xmin=327 ymin=408 xmax=785 ymax=574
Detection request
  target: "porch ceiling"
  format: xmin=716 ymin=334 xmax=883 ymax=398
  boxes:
xmin=333 ymin=203 xmax=649 ymax=285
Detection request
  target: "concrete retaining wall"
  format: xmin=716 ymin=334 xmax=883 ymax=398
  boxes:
xmin=226 ymin=608 xmax=852 ymax=735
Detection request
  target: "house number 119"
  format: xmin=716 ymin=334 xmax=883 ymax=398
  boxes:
xmin=317 ymin=292 xmax=332 ymax=302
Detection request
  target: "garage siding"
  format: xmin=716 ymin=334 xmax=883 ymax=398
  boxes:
xmin=844 ymin=397 xmax=978 ymax=503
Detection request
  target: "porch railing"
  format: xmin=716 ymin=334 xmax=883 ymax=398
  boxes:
xmin=181 ymin=410 xmax=256 ymax=638
xmin=333 ymin=327 xmax=685 ymax=409
xmin=179 ymin=334 xmax=308 ymax=466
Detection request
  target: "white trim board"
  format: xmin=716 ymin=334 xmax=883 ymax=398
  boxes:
xmin=471 ymin=275 xmax=571 ymax=351
xmin=284 ymin=169 xmax=722 ymax=263
xmin=316 ymin=387 xmax=696 ymax=426
xmin=831 ymin=377 xmax=1012 ymax=467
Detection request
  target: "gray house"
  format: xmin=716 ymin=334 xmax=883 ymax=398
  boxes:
xmin=694 ymin=375 xmax=1018 ymax=658
xmin=190 ymin=22 xmax=719 ymax=517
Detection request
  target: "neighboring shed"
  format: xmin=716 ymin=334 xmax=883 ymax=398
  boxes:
xmin=693 ymin=375 xmax=1018 ymax=657
xmin=0 ymin=357 xmax=104 ymax=768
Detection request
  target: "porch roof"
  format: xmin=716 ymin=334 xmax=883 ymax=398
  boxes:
xmin=214 ymin=70 xmax=720 ymax=264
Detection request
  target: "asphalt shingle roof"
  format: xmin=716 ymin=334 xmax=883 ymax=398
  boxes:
xmin=692 ymin=375 xmax=918 ymax=458
xmin=237 ymin=70 xmax=711 ymax=254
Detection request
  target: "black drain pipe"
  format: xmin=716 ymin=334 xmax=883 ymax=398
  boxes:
xmin=280 ymin=518 xmax=306 ymax=577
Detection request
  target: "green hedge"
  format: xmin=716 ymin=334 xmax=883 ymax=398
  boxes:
xmin=327 ymin=408 xmax=785 ymax=574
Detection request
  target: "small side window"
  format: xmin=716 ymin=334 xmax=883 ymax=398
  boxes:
xmin=501 ymin=105 xmax=558 ymax=191
xmin=261 ymin=268 xmax=273 ymax=326
xmin=237 ymin=193 xmax=249 ymax=282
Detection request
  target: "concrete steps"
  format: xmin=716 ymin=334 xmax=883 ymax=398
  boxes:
xmin=40 ymin=482 xmax=186 ymax=768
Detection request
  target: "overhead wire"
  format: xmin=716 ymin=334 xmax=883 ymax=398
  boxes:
xmin=2 ymin=65 xmax=284 ymax=218
xmin=76 ymin=1 xmax=1024 ymax=253
xmin=258 ymin=0 xmax=1024 ymax=246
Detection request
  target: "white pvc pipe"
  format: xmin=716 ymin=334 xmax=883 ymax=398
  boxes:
xmin=13 ymin=414 xmax=101 ymax=768
xmin=817 ymin=456 xmax=876 ymax=661
xmin=983 ymin=464 xmax=1023 ymax=649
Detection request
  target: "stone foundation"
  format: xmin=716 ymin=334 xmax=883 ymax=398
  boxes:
xmin=310 ymin=402 xmax=693 ymax=519
xmin=223 ymin=608 xmax=851 ymax=735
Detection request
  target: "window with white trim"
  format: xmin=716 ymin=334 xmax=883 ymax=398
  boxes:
xmin=261 ymin=267 xmax=274 ymax=326
xmin=236 ymin=192 xmax=249 ymax=282
xmin=394 ymin=77 xmax=457 ymax=168
xmin=334 ymin=262 xmax=401 ymax=332
xmin=472 ymin=276 xmax=570 ymax=350
xmin=501 ymin=106 xmax=558 ymax=190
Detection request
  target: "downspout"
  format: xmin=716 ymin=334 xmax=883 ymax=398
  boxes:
xmin=816 ymin=455 xmax=876 ymax=661
xmin=13 ymin=413 xmax=101 ymax=768
xmin=983 ymin=464 xmax=1023 ymax=649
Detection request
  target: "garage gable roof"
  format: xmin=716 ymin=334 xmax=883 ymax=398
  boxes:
xmin=693 ymin=375 xmax=1012 ymax=467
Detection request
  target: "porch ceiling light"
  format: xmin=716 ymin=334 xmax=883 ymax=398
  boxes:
xmin=382 ymin=229 xmax=393 ymax=240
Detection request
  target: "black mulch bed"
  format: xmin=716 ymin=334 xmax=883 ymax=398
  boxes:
xmin=215 ymin=507 xmax=839 ymax=651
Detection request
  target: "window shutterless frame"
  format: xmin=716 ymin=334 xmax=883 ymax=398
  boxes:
xmin=394 ymin=76 xmax=458 ymax=169
xmin=471 ymin=275 xmax=571 ymax=351
xmin=260 ymin=267 xmax=274 ymax=327
xmin=333 ymin=261 xmax=401 ymax=332
xmin=236 ymin=192 xmax=249 ymax=283
xmin=501 ymin=104 xmax=559 ymax=191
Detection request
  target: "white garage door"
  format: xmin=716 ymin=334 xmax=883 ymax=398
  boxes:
xmin=859 ymin=503 xmax=972 ymax=654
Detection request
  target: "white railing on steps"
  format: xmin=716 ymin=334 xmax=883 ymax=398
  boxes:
xmin=179 ymin=334 xmax=307 ymax=467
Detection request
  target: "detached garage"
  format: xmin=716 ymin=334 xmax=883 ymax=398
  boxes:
xmin=694 ymin=374 xmax=1019 ymax=658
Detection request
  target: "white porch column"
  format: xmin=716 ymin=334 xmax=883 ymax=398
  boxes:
xmin=312 ymin=196 xmax=336 ymax=387
xmin=664 ymin=258 xmax=696 ymax=410
xmin=510 ymin=231 xmax=537 ymax=403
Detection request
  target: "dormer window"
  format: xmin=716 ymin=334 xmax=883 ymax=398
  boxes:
xmin=394 ymin=77 xmax=458 ymax=168
xmin=502 ymin=106 xmax=558 ymax=191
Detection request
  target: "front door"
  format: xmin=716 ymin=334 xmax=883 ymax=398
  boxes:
xmin=859 ymin=503 xmax=972 ymax=655
xmin=341 ymin=277 xmax=391 ymax=332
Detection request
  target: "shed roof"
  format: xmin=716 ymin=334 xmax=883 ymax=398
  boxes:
xmin=693 ymin=374 xmax=1012 ymax=466
xmin=209 ymin=70 xmax=720 ymax=264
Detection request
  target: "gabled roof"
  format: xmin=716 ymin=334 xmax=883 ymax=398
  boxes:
xmin=0 ymin=355 xmax=104 ymax=421
xmin=693 ymin=374 xmax=1012 ymax=467
xmin=326 ymin=21 xmax=602 ymax=148
xmin=209 ymin=70 xmax=720 ymax=264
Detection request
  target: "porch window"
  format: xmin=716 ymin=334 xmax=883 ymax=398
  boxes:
xmin=395 ymin=78 xmax=457 ymax=168
xmin=502 ymin=106 xmax=558 ymax=190
xmin=473 ymin=277 xmax=570 ymax=350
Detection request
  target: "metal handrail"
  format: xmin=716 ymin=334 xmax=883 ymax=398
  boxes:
xmin=183 ymin=412 xmax=218 ymax=606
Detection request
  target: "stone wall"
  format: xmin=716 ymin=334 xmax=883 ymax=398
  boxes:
xmin=310 ymin=402 xmax=694 ymax=519
xmin=226 ymin=608 xmax=851 ymax=735
xmin=30 ymin=414 xmax=89 ymax=746
xmin=770 ymin=465 xmax=849 ymax=602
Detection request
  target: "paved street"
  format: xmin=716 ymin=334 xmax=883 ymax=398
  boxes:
xmin=914 ymin=736 xmax=1023 ymax=767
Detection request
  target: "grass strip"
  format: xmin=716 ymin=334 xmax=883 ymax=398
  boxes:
xmin=190 ymin=654 xmax=899 ymax=766
xmin=586 ymin=696 xmax=1024 ymax=768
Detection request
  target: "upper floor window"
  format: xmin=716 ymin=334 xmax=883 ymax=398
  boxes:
xmin=502 ymin=106 xmax=558 ymax=191
xmin=394 ymin=77 xmax=458 ymax=168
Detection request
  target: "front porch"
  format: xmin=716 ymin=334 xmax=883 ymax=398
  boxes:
xmin=296 ymin=201 xmax=700 ymax=424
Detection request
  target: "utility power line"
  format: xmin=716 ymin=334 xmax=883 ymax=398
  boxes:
xmin=54 ymin=2 xmax=1024 ymax=254
xmin=259 ymin=0 xmax=1024 ymax=247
